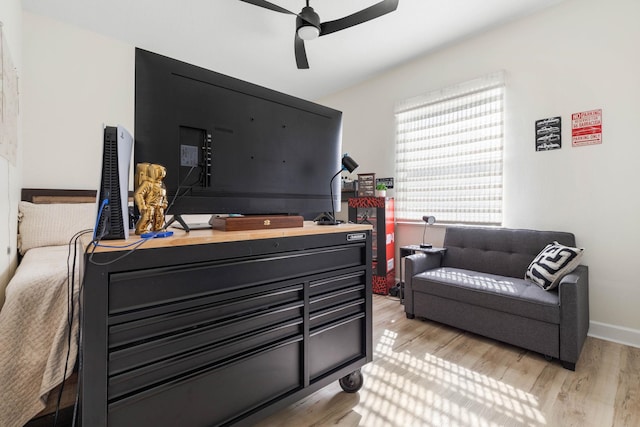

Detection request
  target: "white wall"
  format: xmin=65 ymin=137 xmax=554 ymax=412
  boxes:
xmin=0 ymin=0 xmax=23 ymax=308
xmin=319 ymin=0 xmax=640 ymax=345
xmin=20 ymin=0 xmax=640 ymax=345
xmin=22 ymin=12 xmax=134 ymax=190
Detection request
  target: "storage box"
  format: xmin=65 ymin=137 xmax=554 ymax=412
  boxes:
xmin=210 ymin=215 xmax=304 ymax=232
xmin=372 ymin=271 xmax=396 ymax=295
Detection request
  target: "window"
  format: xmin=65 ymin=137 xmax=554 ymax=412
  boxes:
xmin=394 ymin=71 xmax=505 ymax=225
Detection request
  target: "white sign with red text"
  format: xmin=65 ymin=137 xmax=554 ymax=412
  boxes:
xmin=572 ymin=109 xmax=602 ymax=147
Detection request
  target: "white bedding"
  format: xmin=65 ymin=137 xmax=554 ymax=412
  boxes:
xmin=0 ymin=245 xmax=80 ymax=427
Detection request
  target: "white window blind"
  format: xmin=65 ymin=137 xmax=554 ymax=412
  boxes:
xmin=394 ymin=71 xmax=505 ymax=225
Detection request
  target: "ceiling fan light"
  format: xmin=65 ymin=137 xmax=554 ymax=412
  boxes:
xmin=297 ymin=25 xmax=320 ymax=40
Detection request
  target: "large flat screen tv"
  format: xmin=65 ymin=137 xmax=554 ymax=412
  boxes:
xmin=134 ymin=48 xmax=343 ymax=222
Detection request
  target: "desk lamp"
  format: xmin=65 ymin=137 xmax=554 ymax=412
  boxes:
xmin=316 ymin=154 xmax=359 ymax=225
xmin=420 ymin=215 xmax=436 ymax=248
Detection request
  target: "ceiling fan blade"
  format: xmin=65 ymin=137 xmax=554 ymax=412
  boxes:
xmin=294 ymin=34 xmax=310 ymax=69
xmin=320 ymin=0 xmax=399 ymax=36
xmin=238 ymin=0 xmax=297 ymax=15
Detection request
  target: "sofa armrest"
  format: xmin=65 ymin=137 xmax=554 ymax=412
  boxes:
xmin=558 ymin=264 xmax=590 ymax=369
xmin=404 ymin=252 xmax=443 ymax=317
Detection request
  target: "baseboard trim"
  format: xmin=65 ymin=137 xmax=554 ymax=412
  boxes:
xmin=589 ymin=321 xmax=640 ymax=349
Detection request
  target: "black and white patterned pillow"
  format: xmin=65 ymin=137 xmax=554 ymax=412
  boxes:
xmin=525 ymin=241 xmax=584 ymax=290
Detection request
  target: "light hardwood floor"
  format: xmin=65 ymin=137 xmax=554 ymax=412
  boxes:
xmin=254 ymin=295 xmax=640 ymax=427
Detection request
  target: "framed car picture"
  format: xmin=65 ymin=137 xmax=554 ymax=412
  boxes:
xmin=535 ymin=116 xmax=562 ymax=151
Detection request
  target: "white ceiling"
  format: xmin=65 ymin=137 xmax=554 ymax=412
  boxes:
xmin=22 ymin=0 xmax=565 ymax=100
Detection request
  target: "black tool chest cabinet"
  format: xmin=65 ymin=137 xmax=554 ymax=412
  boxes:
xmin=80 ymin=224 xmax=372 ymax=426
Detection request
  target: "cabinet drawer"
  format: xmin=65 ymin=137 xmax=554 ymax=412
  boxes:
xmin=309 ymin=271 xmax=365 ymax=297
xmin=310 ymin=286 xmax=365 ymax=314
xmin=108 ymin=338 xmax=303 ymax=427
xmin=109 ymin=301 xmax=303 ymax=374
xmin=309 ymin=315 xmax=365 ymax=380
xmin=108 ymin=321 xmax=302 ymax=400
xmin=109 ymin=246 xmax=365 ymax=314
xmin=109 ymin=284 xmax=303 ymax=348
xmin=309 ymin=299 xmax=365 ymax=330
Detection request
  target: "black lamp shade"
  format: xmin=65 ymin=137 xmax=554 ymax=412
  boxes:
xmin=342 ymin=155 xmax=359 ymax=173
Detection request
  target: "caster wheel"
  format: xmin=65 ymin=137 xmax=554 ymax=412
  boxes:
xmin=339 ymin=369 xmax=363 ymax=393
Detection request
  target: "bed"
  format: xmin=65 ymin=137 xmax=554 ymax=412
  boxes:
xmin=0 ymin=189 xmax=97 ymax=427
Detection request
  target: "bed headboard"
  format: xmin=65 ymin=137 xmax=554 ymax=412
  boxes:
xmin=21 ymin=188 xmax=97 ymax=204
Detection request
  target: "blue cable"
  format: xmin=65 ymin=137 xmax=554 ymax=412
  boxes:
xmin=93 ymin=199 xmax=109 ymax=240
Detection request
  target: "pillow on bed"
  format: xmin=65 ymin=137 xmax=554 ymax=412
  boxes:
xmin=18 ymin=201 xmax=96 ymax=255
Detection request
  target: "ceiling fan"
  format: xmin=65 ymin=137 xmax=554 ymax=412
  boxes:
xmin=239 ymin=0 xmax=399 ymax=69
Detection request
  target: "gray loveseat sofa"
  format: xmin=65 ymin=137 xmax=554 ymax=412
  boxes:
xmin=404 ymin=226 xmax=589 ymax=370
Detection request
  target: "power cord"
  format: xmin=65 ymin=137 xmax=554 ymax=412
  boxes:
xmin=56 ymin=227 xmax=154 ymax=425
xmin=71 ymin=246 xmax=85 ymax=427
xmin=52 ymin=195 xmax=164 ymax=424
xmin=87 ymin=237 xmax=152 ymax=266
xmin=161 ymin=166 xmax=196 ymax=229
xmin=52 ymin=229 xmax=92 ymax=427
xmin=88 ymin=198 xmax=154 ymax=266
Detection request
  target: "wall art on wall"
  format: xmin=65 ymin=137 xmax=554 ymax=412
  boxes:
xmin=376 ymin=177 xmax=394 ymax=189
xmin=572 ymin=109 xmax=602 ymax=147
xmin=357 ymin=173 xmax=375 ymax=197
xmin=535 ymin=116 xmax=561 ymax=151
xmin=0 ymin=23 xmax=19 ymax=166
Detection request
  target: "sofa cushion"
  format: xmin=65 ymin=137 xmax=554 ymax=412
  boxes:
xmin=412 ymin=267 xmax=560 ymax=324
xmin=525 ymin=241 xmax=584 ymax=290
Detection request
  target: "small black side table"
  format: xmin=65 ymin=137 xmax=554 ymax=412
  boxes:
xmin=398 ymin=245 xmax=447 ymax=303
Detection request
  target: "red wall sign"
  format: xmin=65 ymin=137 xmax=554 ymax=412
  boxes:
xmin=572 ymin=109 xmax=602 ymax=147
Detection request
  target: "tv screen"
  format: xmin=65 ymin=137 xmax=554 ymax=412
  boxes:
xmin=134 ymin=48 xmax=343 ymax=219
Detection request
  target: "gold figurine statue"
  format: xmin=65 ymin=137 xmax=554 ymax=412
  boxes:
xmin=134 ymin=162 xmax=168 ymax=235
